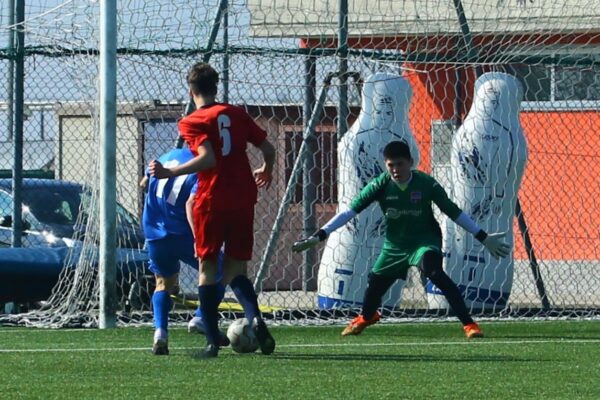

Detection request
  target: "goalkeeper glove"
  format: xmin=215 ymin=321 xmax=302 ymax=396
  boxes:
xmin=481 ymin=232 xmax=510 ymax=259
xmin=292 ymin=229 xmax=327 ymax=253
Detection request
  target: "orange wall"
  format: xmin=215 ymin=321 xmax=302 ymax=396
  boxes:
xmin=517 ymin=112 xmax=600 ymax=260
xmin=404 ymin=68 xmax=599 ymax=261
xmin=301 ymin=33 xmax=600 ymax=261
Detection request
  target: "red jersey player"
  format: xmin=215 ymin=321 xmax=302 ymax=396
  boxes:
xmin=150 ymin=62 xmax=276 ymax=358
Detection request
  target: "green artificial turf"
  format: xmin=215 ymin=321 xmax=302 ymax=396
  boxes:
xmin=0 ymin=320 xmax=598 ymax=399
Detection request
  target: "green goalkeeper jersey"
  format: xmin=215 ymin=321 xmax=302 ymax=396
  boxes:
xmin=350 ymin=170 xmax=462 ymax=251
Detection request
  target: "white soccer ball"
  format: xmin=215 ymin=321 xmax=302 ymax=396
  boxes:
xmin=226 ymin=318 xmax=259 ymax=353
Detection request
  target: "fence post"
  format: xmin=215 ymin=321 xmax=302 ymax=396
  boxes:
xmin=11 ymin=0 xmax=24 ymax=248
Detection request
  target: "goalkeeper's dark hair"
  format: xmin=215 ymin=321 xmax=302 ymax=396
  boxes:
xmin=383 ymin=140 xmax=411 ymax=160
xmin=187 ymin=62 xmax=219 ymax=97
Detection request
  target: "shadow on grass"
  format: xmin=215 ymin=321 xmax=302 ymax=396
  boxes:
xmin=348 ymin=327 xmax=600 ymax=341
xmin=355 ymin=330 xmax=455 ymax=339
xmin=484 ymin=329 xmax=600 ymax=340
xmin=271 ymin=352 xmax=545 ymax=363
xmin=480 ymin=333 xmax=600 ymax=341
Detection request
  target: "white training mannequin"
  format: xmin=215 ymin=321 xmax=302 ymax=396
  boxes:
xmin=317 ymin=72 xmax=420 ymax=308
xmin=427 ymin=72 xmax=528 ymax=312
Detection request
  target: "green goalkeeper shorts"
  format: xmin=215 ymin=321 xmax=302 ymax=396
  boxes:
xmin=371 ymin=245 xmax=441 ymax=279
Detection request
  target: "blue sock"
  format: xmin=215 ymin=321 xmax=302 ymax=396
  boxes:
xmin=198 ymin=284 xmax=220 ymax=345
xmin=229 ymin=275 xmax=260 ymax=323
xmin=195 ymin=284 xmax=225 ymax=318
xmin=152 ymin=290 xmax=172 ymax=331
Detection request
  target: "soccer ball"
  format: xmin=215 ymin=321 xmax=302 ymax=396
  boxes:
xmin=226 ymin=318 xmax=259 ymax=353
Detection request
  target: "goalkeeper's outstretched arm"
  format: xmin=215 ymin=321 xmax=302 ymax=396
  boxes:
xmin=292 ymin=208 xmax=358 ymax=252
xmin=453 ymin=212 xmax=510 ymax=259
xmin=432 ymin=176 xmax=511 ymax=259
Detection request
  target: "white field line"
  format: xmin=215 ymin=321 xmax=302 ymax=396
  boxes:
xmin=0 ymin=339 xmax=599 ymax=353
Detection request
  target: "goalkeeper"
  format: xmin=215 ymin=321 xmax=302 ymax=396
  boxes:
xmin=293 ymin=141 xmax=510 ymax=338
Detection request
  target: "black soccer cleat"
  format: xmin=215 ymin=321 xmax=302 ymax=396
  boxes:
xmin=152 ymin=339 xmax=169 ymax=356
xmin=254 ymin=319 xmax=275 ymax=355
xmin=192 ymin=343 xmax=219 ymax=359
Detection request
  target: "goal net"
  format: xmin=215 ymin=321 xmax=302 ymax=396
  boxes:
xmin=1 ymin=0 xmax=598 ymax=327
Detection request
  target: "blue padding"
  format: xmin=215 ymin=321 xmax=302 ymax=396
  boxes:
xmin=463 ymin=254 xmax=486 ymax=263
xmin=334 ymin=268 xmax=353 ymax=276
xmin=425 ymin=281 xmax=438 ymax=295
xmin=426 ymin=281 xmax=509 ymax=307
xmin=318 ymin=295 xmax=363 ymax=309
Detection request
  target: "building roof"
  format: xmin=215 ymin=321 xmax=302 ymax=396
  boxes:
xmin=248 ymin=0 xmax=600 ymax=38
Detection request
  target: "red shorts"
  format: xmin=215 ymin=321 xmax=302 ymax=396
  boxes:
xmin=194 ymin=207 xmax=254 ymax=261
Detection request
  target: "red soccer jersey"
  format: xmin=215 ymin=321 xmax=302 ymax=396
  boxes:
xmin=178 ymin=103 xmax=267 ymax=211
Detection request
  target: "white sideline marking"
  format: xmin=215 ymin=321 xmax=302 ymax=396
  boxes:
xmin=0 ymin=339 xmax=599 ymax=353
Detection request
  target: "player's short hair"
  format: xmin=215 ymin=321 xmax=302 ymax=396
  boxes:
xmin=187 ymin=62 xmax=219 ymax=97
xmin=383 ymin=141 xmax=411 ymax=160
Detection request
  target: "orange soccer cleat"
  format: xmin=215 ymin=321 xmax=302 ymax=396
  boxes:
xmin=341 ymin=312 xmax=381 ymax=336
xmin=463 ymin=322 xmax=484 ymax=339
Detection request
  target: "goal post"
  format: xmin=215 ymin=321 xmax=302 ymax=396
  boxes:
xmin=98 ymin=0 xmax=118 ymax=329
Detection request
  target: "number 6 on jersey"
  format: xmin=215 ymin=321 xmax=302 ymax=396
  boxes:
xmin=218 ymin=114 xmax=232 ymax=156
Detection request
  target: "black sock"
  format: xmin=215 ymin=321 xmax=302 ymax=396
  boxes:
xmin=198 ymin=284 xmax=220 ymax=345
xmin=230 ymin=275 xmax=260 ymax=323
xmin=430 ymin=272 xmax=474 ymax=325
xmin=362 ymin=273 xmax=396 ymax=320
xmin=420 ymin=252 xmax=474 ymax=326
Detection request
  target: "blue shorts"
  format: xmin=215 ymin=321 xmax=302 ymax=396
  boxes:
xmin=147 ymin=235 xmax=224 ymax=280
xmin=147 ymin=235 xmax=196 ymax=278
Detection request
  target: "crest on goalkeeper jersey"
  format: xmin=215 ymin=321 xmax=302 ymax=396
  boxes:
xmin=318 ymin=73 xmax=420 ymax=309
xmin=428 ymin=72 xmax=529 ymax=312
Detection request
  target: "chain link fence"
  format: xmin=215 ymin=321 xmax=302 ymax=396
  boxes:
xmin=0 ymin=1 xmax=598 ymax=325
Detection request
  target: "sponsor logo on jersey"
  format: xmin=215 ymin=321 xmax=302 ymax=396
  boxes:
xmin=386 ymin=208 xmax=422 ymax=219
xmin=386 ymin=196 xmax=399 ymax=200
xmin=410 ymin=191 xmax=422 ymax=203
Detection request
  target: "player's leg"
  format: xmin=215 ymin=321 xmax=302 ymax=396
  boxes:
xmin=341 ymin=273 xmax=396 ymax=336
xmin=188 ymin=309 xmax=204 ymax=333
xmin=222 ymin=258 xmax=275 ymax=355
xmin=194 ymin=211 xmax=229 ymax=358
xmin=152 ymin=273 xmax=178 ymax=355
xmin=418 ymin=250 xmax=483 ymax=338
xmin=197 ymin=257 xmax=222 ymax=356
xmin=222 ymin=259 xmax=258 ymax=322
xmin=342 ymin=249 xmax=401 ymax=336
xmin=222 ymin=207 xmax=275 ymax=355
xmin=187 ymin=248 xmax=226 ymax=334
xmin=362 ymin=273 xmax=397 ymax=320
xmin=188 ymin=284 xmax=225 ymax=334
xmin=147 ymin=237 xmax=181 ymax=355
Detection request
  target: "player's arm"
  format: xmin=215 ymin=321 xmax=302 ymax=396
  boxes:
xmin=139 ymin=175 xmax=149 ymax=189
xmin=253 ymin=139 xmax=276 ymax=189
xmin=186 ymin=181 xmax=198 ymax=256
xmin=185 ymin=192 xmax=198 ymax=259
xmin=292 ymin=208 xmax=358 ymax=252
xmin=149 ymin=141 xmax=216 ymax=179
xmin=246 ymin=112 xmax=276 ymax=189
xmin=292 ymin=173 xmax=386 ymax=253
xmin=186 ymin=193 xmax=195 ymax=238
xmin=431 ymin=179 xmax=510 ymax=259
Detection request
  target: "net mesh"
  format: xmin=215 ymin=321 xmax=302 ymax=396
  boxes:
xmin=0 ymin=0 xmax=598 ymax=327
